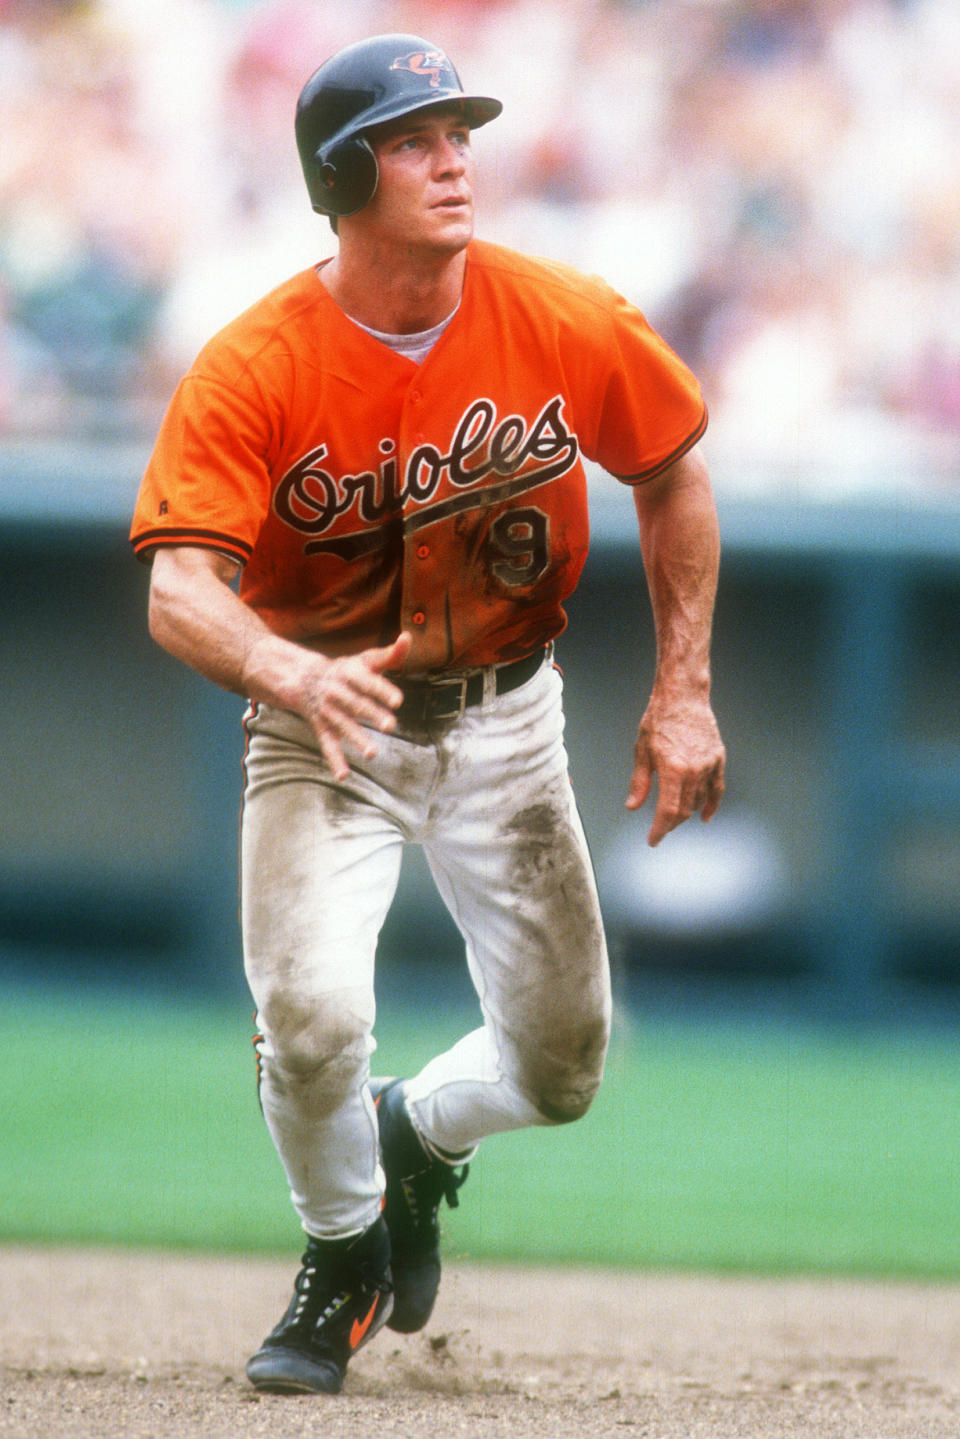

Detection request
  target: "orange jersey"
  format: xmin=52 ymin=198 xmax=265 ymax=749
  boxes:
xmin=131 ymin=239 xmax=706 ymax=669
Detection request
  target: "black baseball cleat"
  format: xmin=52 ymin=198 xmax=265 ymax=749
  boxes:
xmin=245 ymin=1216 xmax=393 ymax=1394
xmin=370 ymin=1076 xmax=470 ymax=1333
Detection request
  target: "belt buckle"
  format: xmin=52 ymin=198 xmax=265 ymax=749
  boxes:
xmin=426 ymin=674 xmax=468 ymax=722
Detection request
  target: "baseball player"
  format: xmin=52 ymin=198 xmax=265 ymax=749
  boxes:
xmin=131 ymin=34 xmax=725 ymax=1396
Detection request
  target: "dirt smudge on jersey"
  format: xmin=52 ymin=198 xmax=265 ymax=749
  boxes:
xmin=317 ymin=781 xmax=365 ymax=826
xmin=503 ymin=801 xmax=574 ymax=890
xmin=498 ymin=797 xmax=611 ymax=1123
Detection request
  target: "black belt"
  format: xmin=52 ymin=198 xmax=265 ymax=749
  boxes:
xmin=394 ymin=647 xmax=547 ymax=727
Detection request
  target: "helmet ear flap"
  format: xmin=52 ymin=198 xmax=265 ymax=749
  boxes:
xmin=310 ymin=135 xmax=378 ymax=217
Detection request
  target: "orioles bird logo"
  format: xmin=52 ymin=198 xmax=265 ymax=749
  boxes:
xmin=390 ymin=50 xmax=450 ymax=88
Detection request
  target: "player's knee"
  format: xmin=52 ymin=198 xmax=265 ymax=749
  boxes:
xmin=534 ymin=1074 xmax=602 ymax=1125
xmin=259 ymin=987 xmax=371 ymax=1097
xmin=537 ymin=1089 xmax=597 ymax=1124
xmin=525 ymin=1013 xmax=610 ymax=1125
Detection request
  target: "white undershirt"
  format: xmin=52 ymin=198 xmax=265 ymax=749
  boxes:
xmin=357 ymin=307 xmax=459 ymax=366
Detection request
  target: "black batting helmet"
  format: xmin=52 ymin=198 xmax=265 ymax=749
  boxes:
xmin=295 ymin=34 xmax=502 ymax=219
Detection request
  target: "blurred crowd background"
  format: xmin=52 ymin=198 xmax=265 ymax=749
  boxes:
xmin=1 ymin=0 xmax=958 ymax=504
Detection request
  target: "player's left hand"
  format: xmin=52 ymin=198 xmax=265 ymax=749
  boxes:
xmin=626 ymin=692 xmax=725 ymax=847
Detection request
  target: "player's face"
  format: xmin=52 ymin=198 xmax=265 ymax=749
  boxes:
xmin=364 ymin=108 xmax=475 ymax=255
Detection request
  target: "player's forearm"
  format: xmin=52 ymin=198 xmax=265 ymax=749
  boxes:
xmin=148 ymin=547 xmax=319 ymax=710
xmin=632 ymin=447 xmax=720 ymax=699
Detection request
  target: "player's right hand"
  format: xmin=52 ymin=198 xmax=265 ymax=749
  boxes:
xmin=301 ymin=631 xmax=413 ymax=780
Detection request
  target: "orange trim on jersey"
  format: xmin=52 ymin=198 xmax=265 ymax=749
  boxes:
xmin=132 ymin=528 xmax=253 ymax=563
xmin=616 ymin=403 xmax=708 ymax=485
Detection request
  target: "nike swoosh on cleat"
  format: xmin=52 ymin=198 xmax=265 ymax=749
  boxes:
xmin=349 ymin=1295 xmax=381 ymax=1350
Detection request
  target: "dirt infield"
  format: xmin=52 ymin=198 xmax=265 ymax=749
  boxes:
xmin=3 ymin=1247 xmax=960 ymax=1438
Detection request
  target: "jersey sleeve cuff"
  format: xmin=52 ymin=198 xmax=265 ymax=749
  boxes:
xmin=614 ymin=403 xmax=708 ymax=485
xmin=130 ymin=528 xmax=253 ymax=565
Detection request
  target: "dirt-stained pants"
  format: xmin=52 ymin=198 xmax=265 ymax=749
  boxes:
xmin=240 ymin=658 xmax=611 ymax=1239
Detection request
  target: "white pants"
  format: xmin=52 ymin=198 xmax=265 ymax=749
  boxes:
xmin=240 ymin=658 xmax=611 ymax=1238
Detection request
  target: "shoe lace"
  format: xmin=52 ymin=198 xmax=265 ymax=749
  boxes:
xmin=285 ymin=1244 xmax=388 ymax=1334
xmin=402 ymin=1160 xmax=469 ymax=1230
xmin=287 ymin=1251 xmax=341 ymax=1328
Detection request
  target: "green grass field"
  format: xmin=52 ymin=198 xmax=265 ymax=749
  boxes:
xmin=7 ymin=982 xmax=960 ymax=1278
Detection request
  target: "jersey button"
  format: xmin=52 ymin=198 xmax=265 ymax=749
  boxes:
xmin=411 ymin=610 xmax=426 ymax=626
xmin=416 ymin=544 xmax=430 ymax=559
